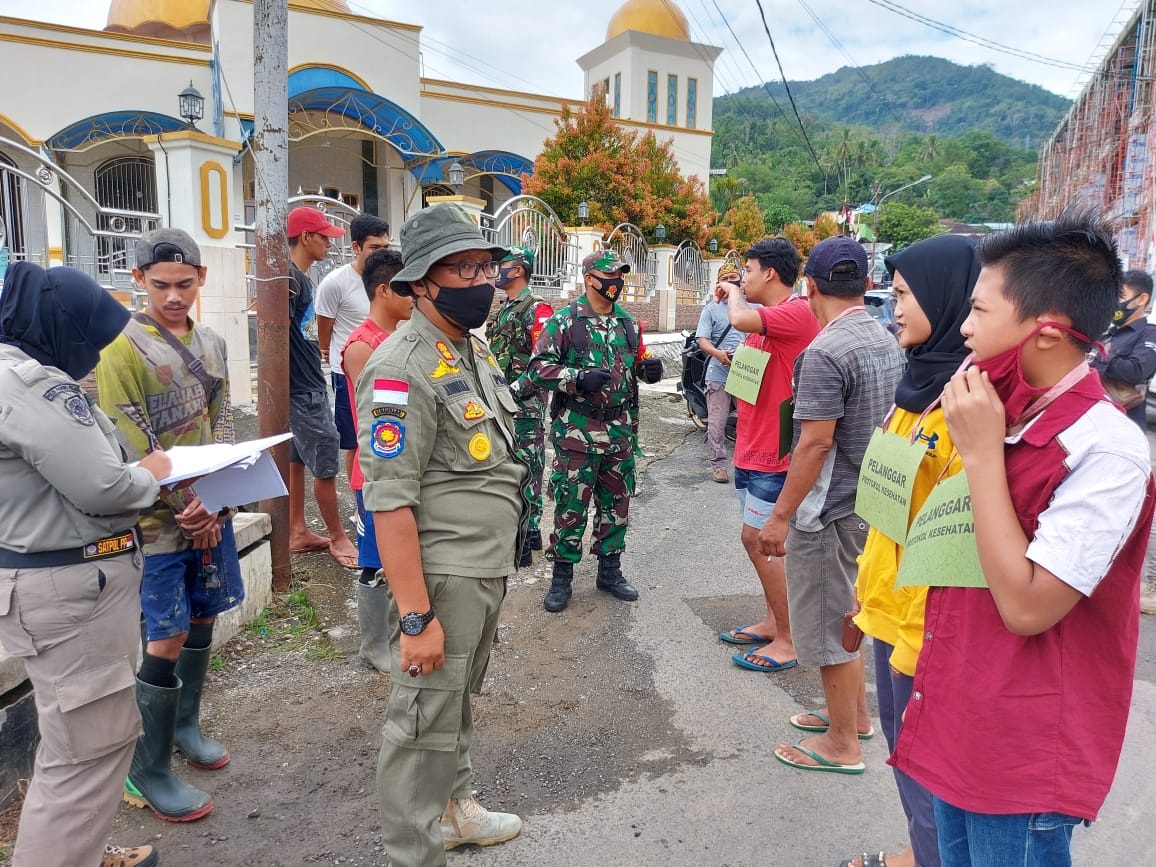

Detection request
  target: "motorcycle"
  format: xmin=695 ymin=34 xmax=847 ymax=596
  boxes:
xmin=677 ymin=330 xmax=738 ymax=442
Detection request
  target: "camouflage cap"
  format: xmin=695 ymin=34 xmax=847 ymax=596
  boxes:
xmin=501 ymin=245 xmax=536 ymax=267
xmin=582 ymin=250 xmax=631 ymax=275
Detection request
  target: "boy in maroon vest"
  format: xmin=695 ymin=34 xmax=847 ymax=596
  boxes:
xmin=892 ymin=210 xmax=1155 ymax=866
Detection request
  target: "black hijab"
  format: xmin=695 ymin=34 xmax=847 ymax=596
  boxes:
xmin=0 ymin=261 xmax=130 ymax=380
xmin=886 ymin=234 xmax=980 ymax=413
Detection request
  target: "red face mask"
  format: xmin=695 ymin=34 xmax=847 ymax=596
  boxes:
xmin=971 ymin=321 xmax=1091 ymax=425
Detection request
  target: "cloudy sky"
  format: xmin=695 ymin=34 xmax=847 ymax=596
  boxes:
xmin=0 ymin=0 xmax=1134 ymax=99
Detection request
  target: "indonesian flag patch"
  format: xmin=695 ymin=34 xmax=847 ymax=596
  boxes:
xmin=374 ymin=378 xmax=409 ymax=406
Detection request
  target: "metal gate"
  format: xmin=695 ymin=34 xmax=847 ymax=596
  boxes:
xmin=602 ymin=223 xmax=656 ymax=302
xmin=671 ymin=239 xmax=709 ymax=305
xmin=0 ymin=135 xmax=161 ymax=300
xmin=484 ymin=195 xmax=574 ymax=298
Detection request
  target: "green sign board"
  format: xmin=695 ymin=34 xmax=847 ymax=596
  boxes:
xmin=724 ymin=343 xmax=771 ymax=404
xmin=855 ymin=428 xmax=927 ymax=545
xmin=895 ymin=472 xmax=986 ymax=588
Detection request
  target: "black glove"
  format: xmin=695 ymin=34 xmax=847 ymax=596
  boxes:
xmin=576 ymin=370 xmax=612 ymax=393
xmin=639 ymin=356 xmax=664 ymax=384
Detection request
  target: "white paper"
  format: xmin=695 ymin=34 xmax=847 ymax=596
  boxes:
xmin=192 ymin=451 xmax=288 ymax=512
xmin=156 ymin=432 xmax=294 ymax=485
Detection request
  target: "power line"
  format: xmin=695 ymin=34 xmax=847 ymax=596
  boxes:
xmin=865 ymin=0 xmax=1097 ymax=74
xmin=752 ymin=0 xmax=825 ymax=176
xmin=705 ymin=0 xmax=825 ymax=178
xmin=795 ymin=0 xmax=878 ymax=94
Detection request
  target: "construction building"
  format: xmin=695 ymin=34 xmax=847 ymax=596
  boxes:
xmin=1021 ymin=0 xmax=1155 ymax=269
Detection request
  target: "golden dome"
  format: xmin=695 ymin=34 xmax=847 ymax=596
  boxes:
xmin=607 ymin=0 xmax=690 ymax=41
xmin=106 ymin=0 xmax=351 ymax=41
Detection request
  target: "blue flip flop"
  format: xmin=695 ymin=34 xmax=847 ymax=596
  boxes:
xmin=731 ymin=649 xmax=798 ymax=673
xmin=719 ymin=626 xmax=773 ymax=645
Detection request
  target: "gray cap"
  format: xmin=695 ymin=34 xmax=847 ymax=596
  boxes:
xmin=136 ymin=228 xmax=202 ymax=269
xmin=391 ymin=203 xmax=508 ymax=293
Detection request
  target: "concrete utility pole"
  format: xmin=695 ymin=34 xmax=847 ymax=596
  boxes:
xmin=252 ymin=0 xmax=292 ymax=591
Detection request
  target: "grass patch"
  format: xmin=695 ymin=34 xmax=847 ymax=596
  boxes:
xmin=241 ymin=584 xmax=342 ymax=660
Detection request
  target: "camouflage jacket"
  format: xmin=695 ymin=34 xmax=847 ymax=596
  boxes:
xmin=487 ymin=288 xmax=554 ymax=409
xmin=524 ymin=297 xmax=645 ymax=453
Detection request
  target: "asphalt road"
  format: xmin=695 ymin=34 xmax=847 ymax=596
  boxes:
xmin=462 ymin=426 xmax=1156 ymax=867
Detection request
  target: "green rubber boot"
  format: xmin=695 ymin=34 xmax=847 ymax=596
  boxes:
xmin=124 ymin=677 xmax=213 ymax=822
xmin=173 ymin=645 xmax=230 ymax=769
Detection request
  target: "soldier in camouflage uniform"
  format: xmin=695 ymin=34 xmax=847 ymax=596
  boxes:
xmin=519 ymin=251 xmax=663 ymax=612
xmin=487 ymin=246 xmax=555 ymax=566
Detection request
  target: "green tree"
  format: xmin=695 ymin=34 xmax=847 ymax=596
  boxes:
xmin=877 ymin=202 xmax=942 ymax=248
xmin=723 ymin=195 xmax=766 ymax=250
xmin=760 ymin=201 xmax=798 ymax=234
xmin=524 ymin=96 xmax=716 ymax=244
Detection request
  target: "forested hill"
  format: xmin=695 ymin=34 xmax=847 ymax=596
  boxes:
xmin=718 ymin=55 xmax=1070 ymax=149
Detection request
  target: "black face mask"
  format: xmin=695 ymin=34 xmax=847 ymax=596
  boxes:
xmin=1114 ymin=294 xmax=1145 ymax=327
xmin=591 ymin=275 xmax=625 ymax=302
xmin=424 ymin=277 xmax=495 ymax=331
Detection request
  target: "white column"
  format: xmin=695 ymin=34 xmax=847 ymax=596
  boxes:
xmin=651 ymin=243 xmax=677 ymax=332
xmin=566 ymin=227 xmax=604 ymax=298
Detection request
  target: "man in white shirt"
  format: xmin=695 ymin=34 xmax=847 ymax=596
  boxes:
xmin=316 ymin=214 xmax=391 ymax=479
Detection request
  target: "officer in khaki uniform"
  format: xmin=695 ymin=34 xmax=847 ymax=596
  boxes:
xmin=0 ymin=262 xmax=171 ymax=867
xmin=356 ymin=203 xmax=526 ymax=867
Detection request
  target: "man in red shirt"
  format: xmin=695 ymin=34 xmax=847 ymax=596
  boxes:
xmin=341 ymin=249 xmax=411 ymax=672
xmin=892 ymin=211 xmax=1155 ymax=866
xmin=716 ymin=238 xmax=819 ymax=672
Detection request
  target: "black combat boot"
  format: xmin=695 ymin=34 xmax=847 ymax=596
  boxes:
xmin=124 ymin=678 xmax=214 ymax=822
xmin=518 ymin=535 xmax=533 ymax=568
xmin=544 ymin=561 xmax=573 ymax=613
xmin=527 ymin=529 xmax=543 ymax=551
xmin=596 ymin=553 xmax=639 ymax=601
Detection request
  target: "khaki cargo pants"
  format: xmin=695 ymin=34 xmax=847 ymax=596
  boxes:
xmin=377 ymin=573 xmax=506 ymax=867
xmin=0 ymin=551 xmax=144 ymax=866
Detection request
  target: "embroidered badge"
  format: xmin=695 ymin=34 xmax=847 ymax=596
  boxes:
xmin=371 ymin=419 xmax=405 ymax=459
xmin=487 ymin=354 xmax=500 ymax=369
xmin=472 ymin=337 xmax=488 ymax=358
xmin=372 ymin=406 xmax=406 ymax=420
xmin=435 ymin=340 xmax=456 ymax=363
xmin=492 ymin=374 xmax=507 ymax=388
xmin=44 ymin=382 xmax=95 ymax=426
xmin=430 ymin=358 xmax=461 ymax=379
xmin=463 ymin=401 xmax=486 ymax=420
xmin=373 ymin=378 xmax=409 ymax=406
xmin=468 ymin=431 xmax=492 ymax=461
xmin=442 ymin=380 xmax=470 ymax=397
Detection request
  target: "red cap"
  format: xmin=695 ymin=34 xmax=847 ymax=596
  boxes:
xmin=287 ymin=207 xmax=344 ymax=238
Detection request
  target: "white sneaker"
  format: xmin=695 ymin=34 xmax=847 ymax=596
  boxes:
xmin=440 ymin=796 xmax=522 ymax=850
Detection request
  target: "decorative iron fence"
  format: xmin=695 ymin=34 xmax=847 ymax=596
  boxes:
xmin=671 ymin=239 xmax=709 ymax=306
xmin=484 ymin=195 xmax=574 ymax=299
xmin=602 ymin=223 xmax=656 ymax=302
xmin=0 ymin=135 xmax=161 ymax=303
xmin=236 ymin=193 xmax=362 ymax=308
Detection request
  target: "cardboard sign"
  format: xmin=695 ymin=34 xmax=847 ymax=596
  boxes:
xmin=855 ymin=429 xmax=927 ymax=544
xmin=724 ymin=343 xmax=771 ymax=404
xmin=895 ymin=472 xmax=986 ymax=588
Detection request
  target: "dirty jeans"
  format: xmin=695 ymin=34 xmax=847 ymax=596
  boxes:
xmin=705 ymin=380 xmax=733 ymax=470
xmin=0 ymin=551 xmax=144 ymax=867
xmin=376 ymin=574 xmax=507 ymax=867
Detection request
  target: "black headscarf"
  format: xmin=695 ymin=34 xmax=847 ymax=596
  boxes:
xmin=886 ymin=234 xmax=980 ymax=413
xmin=0 ymin=261 xmax=130 ymax=380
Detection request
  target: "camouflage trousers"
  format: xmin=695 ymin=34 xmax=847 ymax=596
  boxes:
xmin=513 ymin=407 xmax=546 ymax=532
xmin=548 ymin=444 xmax=636 ymax=564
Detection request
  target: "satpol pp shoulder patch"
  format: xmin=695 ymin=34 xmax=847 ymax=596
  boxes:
xmin=43 ymin=382 xmax=95 ymax=426
xmin=371 ymin=419 xmax=406 ymax=459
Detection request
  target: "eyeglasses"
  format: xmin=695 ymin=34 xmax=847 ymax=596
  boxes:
xmin=439 ymin=260 xmax=501 ymax=280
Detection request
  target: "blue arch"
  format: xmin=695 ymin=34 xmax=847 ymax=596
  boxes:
xmin=48 ymin=111 xmax=187 ymax=151
xmin=415 ymin=150 xmax=534 ymax=194
xmin=288 ymin=87 xmax=443 ymax=159
xmin=288 ymin=67 xmax=367 ymax=99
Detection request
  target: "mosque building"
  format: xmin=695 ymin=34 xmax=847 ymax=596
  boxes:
xmin=0 ymin=0 xmax=720 ymax=396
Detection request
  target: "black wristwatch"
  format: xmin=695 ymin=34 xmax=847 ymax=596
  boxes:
xmin=399 ymin=609 xmax=436 ymax=636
